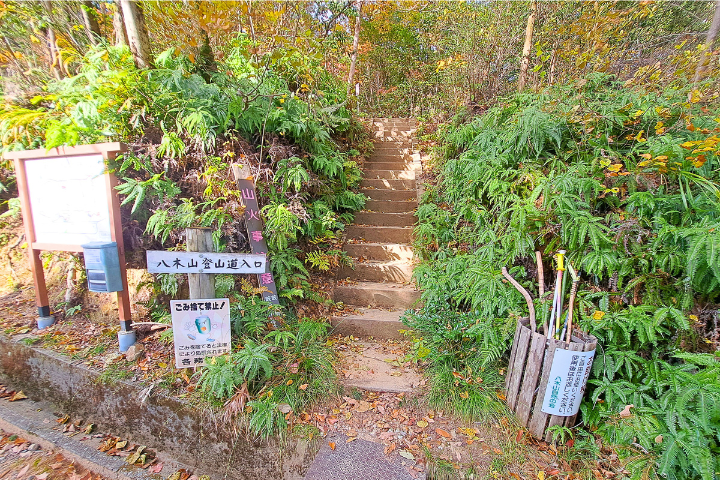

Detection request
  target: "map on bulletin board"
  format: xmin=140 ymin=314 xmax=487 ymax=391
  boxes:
xmin=24 ymin=154 xmax=112 ymax=246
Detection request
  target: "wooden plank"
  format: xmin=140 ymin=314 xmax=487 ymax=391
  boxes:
xmin=103 ymin=157 xmax=132 ymax=331
xmin=2 ymin=142 xmax=125 ymax=160
xmin=13 ymin=157 xmax=49 ymax=317
xmin=515 ymin=331 xmax=546 ymax=426
xmin=506 ymin=324 xmax=532 ymax=411
xmin=527 ymin=338 xmax=558 ymax=439
xmin=505 ymin=320 xmax=524 ymax=391
xmin=186 ymin=228 xmax=216 ymax=300
xmin=31 ymin=243 xmax=84 ymax=252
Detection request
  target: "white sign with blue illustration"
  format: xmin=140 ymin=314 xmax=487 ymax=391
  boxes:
xmin=170 ymin=298 xmax=231 ymax=368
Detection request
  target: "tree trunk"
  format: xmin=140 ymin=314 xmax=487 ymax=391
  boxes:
xmin=347 ymin=0 xmax=362 ymax=97
xmin=120 ymin=0 xmax=152 ymax=68
xmin=518 ymin=0 xmax=537 ymax=92
xmin=692 ymin=0 xmax=720 ymax=85
xmin=41 ymin=1 xmax=62 ymax=80
xmin=80 ymin=1 xmax=102 ymax=46
xmin=113 ymin=1 xmax=128 ymax=46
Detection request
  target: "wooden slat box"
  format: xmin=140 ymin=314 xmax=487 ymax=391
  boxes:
xmin=505 ymin=318 xmax=597 ymax=442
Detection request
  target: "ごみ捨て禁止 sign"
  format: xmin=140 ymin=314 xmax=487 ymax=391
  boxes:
xmin=540 ymin=348 xmax=595 ymax=416
xmin=146 ymin=251 xmax=266 ymax=274
xmin=170 ymin=298 xmax=231 ymax=368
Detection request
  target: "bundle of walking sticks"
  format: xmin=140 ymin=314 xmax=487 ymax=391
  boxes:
xmin=502 ymin=250 xmax=579 ymax=342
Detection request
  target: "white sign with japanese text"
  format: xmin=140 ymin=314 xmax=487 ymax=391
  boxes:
xmin=171 ymin=298 xmax=231 ymax=368
xmin=147 ymin=251 xmax=266 ymax=274
xmin=541 ymin=348 xmax=595 ymax=416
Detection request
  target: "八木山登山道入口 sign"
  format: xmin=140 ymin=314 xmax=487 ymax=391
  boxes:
xmin=146 ymin=251 xmax=266 ymax=274
xmin=541 ymin=348 xmax=595 ymax=416
xmin=170 ymin=298 xmax=231 ymax=368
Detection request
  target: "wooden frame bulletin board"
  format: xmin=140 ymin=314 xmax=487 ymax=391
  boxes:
xmin=4 ymin=143 xmax=132 ymax=331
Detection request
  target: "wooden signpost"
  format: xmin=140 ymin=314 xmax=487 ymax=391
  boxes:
xmin=231 ymin=164 xmax=281 ymax=305
xmin=4 ymin=143 xmax=134 ymax=348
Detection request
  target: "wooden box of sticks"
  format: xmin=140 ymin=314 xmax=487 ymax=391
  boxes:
xmin=505 ymin=319 xmax=597 ymax=442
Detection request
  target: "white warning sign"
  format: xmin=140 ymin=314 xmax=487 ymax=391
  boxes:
xmin=541 ymin=348 xmax=595 ymax=416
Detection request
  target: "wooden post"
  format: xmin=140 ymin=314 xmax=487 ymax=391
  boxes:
xmin=186 ymin=228 xmax=215 ymax=299
xmin=104 ymin=149 xmax=132 ymax=332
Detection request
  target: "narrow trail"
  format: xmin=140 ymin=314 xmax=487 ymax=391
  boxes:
xmin=332 ymin=117 xmax=421 ymax=340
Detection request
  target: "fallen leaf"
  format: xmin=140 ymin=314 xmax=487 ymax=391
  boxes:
xmin=655 ymin=435 xmax=663 ymax=444
xmin=57 ymin=414 xmax=70 ymax=424
xmin=436 ymin=428 xmax=451 ymax=438
xmin=8 ymin=391 xmax=27 ymax=402
xmin=416 ymin=420 xmax=428 ymax=428
xmin=399 ymin=450 xmax=415 ymax=460
xmin=299 ymin=384 xmax=309 ymax=390
xmin=16 ymin=464 xmax=30 ymax=478
xmin=384 ymin=442 xmax=397 ymax=455
xmin=126 ymin=445 xmax=146 ymax=464
xmin=84 ymin=424 xmax=94 ymax=434
xmin=538 ymin=471 xmax=545 ymax=480
xmin=619 ymin=404 xmax=634 ymax=418
xmin=116 ymin=440 xmax=127 ymax=449
xmin=346 ymin=437 xmax=357 ymax=443
xmin=329 ymin=442 xmax=336 ymax=451
xmin=277 ymin=403 xmax=292 ymax=414
xmin=150 ymin=462 xmax=164 ymax=473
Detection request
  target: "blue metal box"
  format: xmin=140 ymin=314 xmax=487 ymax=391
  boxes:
xmin=81 ymin=241 xmax=124 ymax=293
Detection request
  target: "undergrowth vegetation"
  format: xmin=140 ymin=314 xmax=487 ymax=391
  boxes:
xmin=198 ymin=283 xmax=336 ymax=439
xmin=0 ymin=38 xmax=369 ymax=304
xmin=0 ymin=38 xmax=364 ymax=438
xmin=409 ymin=73 xmax=720 ymax=479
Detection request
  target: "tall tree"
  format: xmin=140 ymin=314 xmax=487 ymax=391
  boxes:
xmin=120 ymin=0 xmax=151 ymax=68
xmin=692 ymin=0 xmax=720 ymax=85
xmin=112 ymin=1 xmax=128 ymax=46
xmin=347 ymin=0 xmax=362 ymax=97
xmin=80 ymin=1 xmax=101 ymax=46
xmin=517 ymin=0 xmax=537 ymax=91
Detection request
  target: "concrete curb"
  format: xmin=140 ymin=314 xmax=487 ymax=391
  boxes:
xmin=0 ymin=400 xmax=141 ymax=480
xmin=0 ymin=334 xmax=318 ymax=479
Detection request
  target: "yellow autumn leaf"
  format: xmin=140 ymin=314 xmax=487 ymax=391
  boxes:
xmin=538 ymin=471 xmax=545 ymax=480
xmin=286 ymin=379 xmax=293 ymax=386
xmin=593 ymin=310 xmax=605 ymax=320
xmin=606 ymin=163 xmax=623 ymax=172
xmin=417 ymin=420 xmax=429 ymax=428
xmin=639 ymin=153 xmax=652 ymax=160
xmin=459 ymin=391 xmax=469 ymax=399
xmin=655 ymin=155 xmax=668 ymax=161
xmin=188 ymin=53 xmax=195 ymax=63
xmin=638 ymin=160 xmax=652 ymax=167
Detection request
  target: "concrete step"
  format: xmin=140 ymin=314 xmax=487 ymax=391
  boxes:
xmin=338 ymin=340 xmax=422 ymax=392
xmin=360 ymin=178 xmax=416 ymax=190
xmin=344 ymin=242 xmax=414 ymax=262
xmin=361 ymin=189 xmax=417 ymax=202
xmin=367 ymin=154 xmax=415 ymax=162
xmin=365 ymin=162 xmax=420 ymax=172
xmin=354 ymin=211 xmax=417 ymax=227
xmin=363 ymin=170 xmax=416 ymax=180
xmin=339 ymin=260 xmax=414 ymax=283
xmin=374 ymin=137 xmax=415 ymax=144
xmin=365 ymin=200 xmax=416 ymax=212
xmin=333 ymin=281 xmax=421 ymax=309
xmin=372 ymin=142 xmax=413 ymax=150
xmin=331 ymin=308 xmax=405 ymax=340
xmin=346 ymin=225 xmax=413 ymax=243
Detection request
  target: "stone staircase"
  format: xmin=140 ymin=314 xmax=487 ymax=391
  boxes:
xmin=332 ymin=118 xmax=421 ymax=339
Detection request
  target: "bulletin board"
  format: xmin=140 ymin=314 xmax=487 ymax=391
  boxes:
xmin=24 ymin=153 xmax=112 ymax=249
xmin=3 ymin=143 xmax=132 ymax=330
